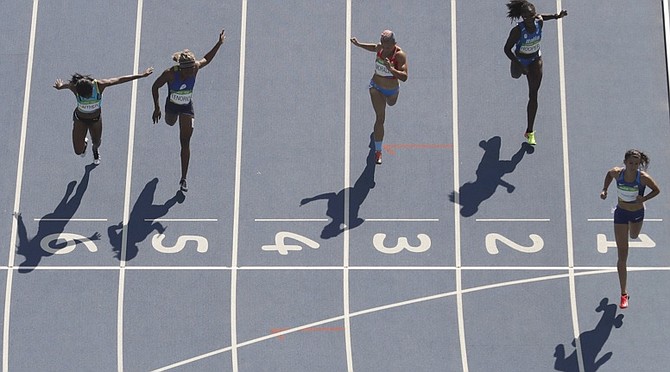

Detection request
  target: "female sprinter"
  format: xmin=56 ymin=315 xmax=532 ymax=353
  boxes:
xmin=151 ymin=29 xmax=226 ymax=192
xmin=600 ymin=149 xmax=660 ymax=309
xmin=504 ymin=0 xmax=567 ymax=145
xmin=54 ymin=67 xmax=154 ymax=164
xmin=351 ymin=30 xmax=408 ymax=165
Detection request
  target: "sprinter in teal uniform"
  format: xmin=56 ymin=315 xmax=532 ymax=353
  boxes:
xmin=54 ymin=68 xmax=153 ymax=164
xmin=151 ymin=29 xmax=226 ymax=192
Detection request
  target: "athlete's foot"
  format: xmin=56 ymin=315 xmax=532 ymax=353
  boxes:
xmin=619 ymin=293 xmax=629 ymax=309
xmin=375 ymin=151 xmax=382 ymax=165
xmin=80 ymin=138 xmax=88 ymax=157
xmin=92 ymin=147 xmax=100 ymax=165
xmin=524 ymin=131 xmax=536 ymax=146
xmin=179 ymin=178 xmax=188 ymax=192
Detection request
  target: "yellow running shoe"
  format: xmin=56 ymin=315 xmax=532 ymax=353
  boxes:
xmin=525 ymin=131 xmax=536 ymax=145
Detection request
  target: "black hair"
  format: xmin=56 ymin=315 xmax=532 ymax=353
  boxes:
xmin=624 ymin=149 xmax=650 ymax=170
xmin=70 ymin=73 xmax=94 ymax=97
xmin=506 ymin=0 xmax=536 ymax=21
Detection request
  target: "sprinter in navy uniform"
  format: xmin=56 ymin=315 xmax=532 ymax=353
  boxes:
xmin=600 ymin=149 xmax=660 ymax=309
xmin=504 ymin=0 xmax=566 ymax=145
xmin=151 ymin=29 xmax=226 ymax=192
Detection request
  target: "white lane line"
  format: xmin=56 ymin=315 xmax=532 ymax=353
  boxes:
xmin=475 ymin=218 xmax=550 ymax=222
xmin=145 ymin=218 xmax=218 ymax=222
xmin=555 ymin=1 xmax=584 ymax=371
xmin=450 ymin=1 xmax=468 ymax=370
xmin=663 ymin=0 xmax=670 ymax=103
xmin=587 ymin=218 xmax=663 ymax=222
xmin=6 ymin=265 xmax=669 ymax=272
xmin=343 ymin=1 xmax=354 ymax=370
xmin=4 ymin=1 xmax=39 ymax=370
xmin=151 ymin=268 xmax=626 ymax=371
xmin=364 ymin=218 xmax=440 ymax=222
xmin=117 ymin=1 xmax=144 ymax=370
xmin=35 ymin=218 xmax=109 ymax=222
xmin=230 ymin=2 xmax=248 ymax=370
xmin=254 ymin=218 xmax=329 ymax=222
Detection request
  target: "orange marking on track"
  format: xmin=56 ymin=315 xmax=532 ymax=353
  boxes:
xmin=270 ymin=327 xmax=345 ymax=341
xmin=382 ymin=143 xmax=453 ymax=155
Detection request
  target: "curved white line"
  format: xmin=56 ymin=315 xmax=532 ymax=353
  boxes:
xmin=152 ymin=268 xmax=630 ymax=371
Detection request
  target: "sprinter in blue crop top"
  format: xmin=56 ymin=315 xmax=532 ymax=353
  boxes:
xmin=600 ymin=149 xmax=660 ymax=309
xmin=54 ymin=68 xmax=154 ymax=164
xmin=151 ymin=29 xmax=226 ymax=193
xmin=504 ymin=1 xmax=567 ymax=146
xmin=351 ymin=30 xmax=408 ymax=166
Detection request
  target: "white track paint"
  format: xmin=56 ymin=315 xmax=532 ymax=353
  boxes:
xmin=343 ymin=1 xmax=354 ymax=370
xmin=4 ymin=1 xmax=39 ymax=370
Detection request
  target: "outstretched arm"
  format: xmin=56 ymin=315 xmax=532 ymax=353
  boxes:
xmin=350 ymin=37 xmax=378 ymax=52
xmin=541 ymin=10 xmax=567 ymax=21
xmin=198 ymin=29 xmax=226 ymax=69
xmin=97 ymin=67 xmax=154 ymax=91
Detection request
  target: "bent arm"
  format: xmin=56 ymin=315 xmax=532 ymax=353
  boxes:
xmin=151 ymin=70 xmax=170 ymax=109
xmin=504 ymin=27 xmax=519 ymax=62
xmin=388 ymin=52 xmax=408 ymax=82
xmin=600 ymin=169 xmax=617 ymax=199
xmin=350 ymin=38 xmax=378 ymax=52
xmin=640 ymin=173 xmax=661 ymax=202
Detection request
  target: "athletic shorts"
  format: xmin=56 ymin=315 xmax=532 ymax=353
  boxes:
xmin=73 ymin=109 xmax=100 ymax=125
xmin=369 ymin=79 xmax=399 ymax=97
xmin=516 ymin=52 xmax=540 ymax=67
xmin=613 ymin=207 xmax=644 ymax=224
xmin=165 ymin=96 xmax=195 ymax=117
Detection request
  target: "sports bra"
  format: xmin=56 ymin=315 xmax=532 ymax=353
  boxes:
xmin=76 ymin=80 xmax=102 ymax=113
xmin=616 ymin=170 xmax=646 ymax=203
xmin=168 ymin=67 xmax=197 ymax=105
xmin=374 ymin=46 xmax=399 ymax=78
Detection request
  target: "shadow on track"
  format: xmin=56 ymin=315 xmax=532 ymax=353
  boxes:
xmin=14 ymin=164 xmax=98 ymax=273
xmin=300 ymin=135 xmax=377 ymax=239
xmin=554 ymin=297 xmax=624 ymax=372
xmin=108 ymin=178 xmax=184 ymax=261
xmin=449 ymin=136 xmax=533 ymax=217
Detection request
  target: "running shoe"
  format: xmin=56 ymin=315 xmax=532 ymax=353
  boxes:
xmin=80 ymin=138 xmax=88 ymax=157
xmin=375 ymin=150 xmax=382 ymax=165
xmin=179 ymin=178 xmax=188 ymax=192
xmin=619 ymin=294 xmax=629 ymax=309
xmin=525 ymin=131 xmax=536 ymax=146
xmin=92 ymin=147 xmax=100 ymax=165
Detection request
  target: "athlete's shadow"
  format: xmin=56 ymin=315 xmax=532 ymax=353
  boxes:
xmin=108 ymin=178 xmax=185 ymax=261
xmin=449 ymin=136 xmax=533 ymax=217
xmin=300 ymin=135 xmax=377 ymax=239
xmin=14 ymin=164 xmax=98 ymax=273
xmin=554 ymin=298 xmax=624 ymax=372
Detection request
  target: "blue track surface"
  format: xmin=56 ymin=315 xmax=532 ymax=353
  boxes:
xmin=2 ymin=1 xmax=669 ymax=371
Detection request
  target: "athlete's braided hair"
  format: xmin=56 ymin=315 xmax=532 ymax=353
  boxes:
xmin=172 ymin=49 xmax=196 ymax=68
xmin=506 ymin=0 xmax=536 ymax=21
xmin=70 ymin=73 xmax=93 ymax=97
xmin=624 ymin=149 xmax=650 ymax=170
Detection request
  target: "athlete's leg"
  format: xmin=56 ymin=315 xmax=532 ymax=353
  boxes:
xmin=165 ymin=112 xmax=178 ymax=126
xmin=628 ymin=220 xmax=643 ymax=239
xmin=525 ymin=58 xmax=543 ymax=134
xmin=386 ymin=91 xmax=399 ymax=107
xmin=369 ymin=87 xmax=387 ymax=142
xmin=178 ymin=114 xmax=194 ymax=181
xmin=511 ymin=59 xmax=523 ymax=79
xmin=72 ymin=119 xmax=89 ymax=155
xmin=614 ymin=222 xmax=630 ymax=295
xmin=88 ymin=119 xmax=103 ymax=150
